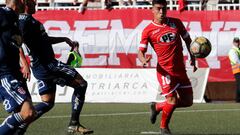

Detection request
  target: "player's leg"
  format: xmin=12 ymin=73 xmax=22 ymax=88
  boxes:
xmin=150 ymin=70 xmax=174 ymax=125
xmin=155 ymin=100 xmax=166 ymax=112
xmin=175 ymin=76 xmax=193 ymax=108
xmin=34 ymin=80 xmax=56 ymax=119
xmin=176 ymin=87 xmax=193 ymax=108
xmin=31 ymin=64 xmax=57 ymax=119
xmin=0 ymin=75 xmax=36 ymax=135
xmin=159 ymin=77 xmax=193 ymax=135
xmin=48 ymin=60 xmax=93 ymax=134
xmin=67 ymin=73 xmax=93 ymax=134
xmin=0 ymin=99 xmax=36 ymax=135
xmin=150 ymin=71 xmax=164 ymax=124
xmin=34 ymin=94 xmax=55 ymax=119
xmin=234 ymin=73 xmax=240 ymax=102
xmin=160 ymin=93 xmax=177 ymax=135
xmin=68 ymin=74 xmax=87 ymax=124
xmin=157 ymin=86 xmax=193 ymax=135
xmin=155 ymin=71 xmax=179 ymax=135
xmin=14 ymin=81 xmax=56 ymax=135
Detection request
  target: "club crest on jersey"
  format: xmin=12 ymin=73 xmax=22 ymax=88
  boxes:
xmin=158 ymin=32 xmax=176 ymax=45
xmin=17 ymin=87 xmax=26 ymax=95
xmin=169 ymin=22 xmax=176 ymax=29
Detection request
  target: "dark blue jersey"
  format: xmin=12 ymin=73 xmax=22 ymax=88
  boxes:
xmin=0 ymin=7 xmax=21 ymax=76
xmin=19 ymin=14 xmax=55 ymax=66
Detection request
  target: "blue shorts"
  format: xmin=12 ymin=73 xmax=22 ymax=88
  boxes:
xmin=32 ymin=60 xmax=78 ymax=95
xmin=0 ymin=74 xmax=30 ymax=113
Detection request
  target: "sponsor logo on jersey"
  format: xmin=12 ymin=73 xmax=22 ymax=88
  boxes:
xmin=157 ymin=32 xmax=177 ymax=45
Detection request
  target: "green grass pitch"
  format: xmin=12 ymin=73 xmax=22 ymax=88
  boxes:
xmin=1 ymin=103 xmax=240 ymax=135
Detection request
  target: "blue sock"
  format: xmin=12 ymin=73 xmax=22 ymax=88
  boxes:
xmin=34 ymin=102 xmax=54 ymax=119
xmin=70 ymin=92 xmax=85 ymax=125
xmin=0 ymin=113 xmax=24 ymax=135
xmin=17 ymin=102 xmax=54 ymax=132
xmin=69 ymin=81 xmax=87 ymax=125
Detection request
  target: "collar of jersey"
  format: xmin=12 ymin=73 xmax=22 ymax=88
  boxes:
xmin=151 ymin=18 xmax=169 ymax=27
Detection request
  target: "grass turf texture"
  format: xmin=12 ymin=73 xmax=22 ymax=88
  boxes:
xmin=1 ymin=103 xmax=240 ymax=135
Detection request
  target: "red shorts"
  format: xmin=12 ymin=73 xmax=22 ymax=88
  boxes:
xmin=156 ymin=68 xmax=193 ymax=97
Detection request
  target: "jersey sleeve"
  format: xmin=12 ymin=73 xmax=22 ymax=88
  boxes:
xmin=139 ymin=29 xmax=149 ymax=52
xmin=0 ymin=13 xmax=7 ymax=29
xmin=0 ymin=9 xmax=12 ymax=31
xmin=19 ymin=17 xmax=33 ymax=44
xmin=177 ymin=19 xmax=190 ymax=40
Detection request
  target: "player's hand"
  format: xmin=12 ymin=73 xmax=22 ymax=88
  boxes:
xmin=11 ymin=34 xmax=23 ymax=48
xmin=190 ymin=57 xmax=197 ymax=72
xmin=142 ymin=56 xmax=151 ymax=68
xmin=22 ymin=65 xmax=31 ymax=82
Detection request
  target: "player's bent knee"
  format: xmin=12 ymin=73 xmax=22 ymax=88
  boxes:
xmin=72 ymin=81 xmax=88 ymax=99
xmin=19 ymin=100 xmax=37 ymax=122
xmin=40 ymin=93 xmax=55 ymax=102
xmin=20 ymin=108 xmax=36 ymax=123
xmin=166 ymin=96 xmax=177 ymax=104
xmin=80 ymin=80 xmax=88 ymax=89
xmin=75 ymin=80 xmax=88 ymax=91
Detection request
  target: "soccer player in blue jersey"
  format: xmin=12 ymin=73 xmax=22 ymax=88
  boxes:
xmin=18 ymin=0 xmax=93 ymax=134
xmin=0 ymin=0 xmax=36 ymax=135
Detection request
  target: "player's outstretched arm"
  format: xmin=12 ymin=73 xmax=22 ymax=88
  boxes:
xmin=184 ymin=35 xmax=197 ymax=72
xmin=48 ymin=36 xmax=75 ymax=47
xmin=138 ymin=50 xmax=151 ymax=68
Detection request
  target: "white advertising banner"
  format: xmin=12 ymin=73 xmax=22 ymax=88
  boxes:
xmin=30 ymin=10 xmax=240 ymax=82
xmin=28 ymin=68 xmax=209 ymax=103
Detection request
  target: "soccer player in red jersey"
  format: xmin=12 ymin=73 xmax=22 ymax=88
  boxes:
xmin=138 ymin=0 xmax=197 ymax=134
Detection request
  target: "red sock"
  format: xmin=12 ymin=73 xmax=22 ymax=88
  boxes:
xmin=160 ymin=102 xmax=176 ymax=129
xmin=156 ymin=101 xmax=166 ymax=112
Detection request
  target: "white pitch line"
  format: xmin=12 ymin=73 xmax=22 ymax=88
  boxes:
xmin=1 ymin=108 xmax=240 ymax=120
xmin=140 ymin=131 xmax=160 ymax=134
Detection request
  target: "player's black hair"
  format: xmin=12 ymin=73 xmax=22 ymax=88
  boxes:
xmin=152 ymin=0 xmax=167 ymax=6
xmin=70 ymin=41 xmax=79 ymax=51
xmin=233 ymin=37 xmax=240 ymax=43
xmin=22 ymin=0 xmax=32 ymax=5
xmin=5 ymin=0 xmax=25 ymax=13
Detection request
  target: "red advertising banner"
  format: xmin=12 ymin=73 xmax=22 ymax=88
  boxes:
xmin=33 ymin=9 xmax=240 ymax=82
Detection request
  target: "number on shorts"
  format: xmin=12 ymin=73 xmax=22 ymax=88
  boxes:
xmin=161 ymin=75 xmax=171 ymax=85
xmin=3 ymin=99 xmax=11 ymax=110
xmin=37 ymin=80 xmax=45 ymax=90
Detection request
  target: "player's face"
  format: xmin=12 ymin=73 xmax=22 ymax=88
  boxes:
xmin=74 ymin=46 xmax=79 ymax=51
xmin=8 ymin=0 xmax=24 ymax=13
xmin=152 ymin=3 xmax=167 ymax=22
xmin=26 ymin=0 xmax=36 ymax=14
